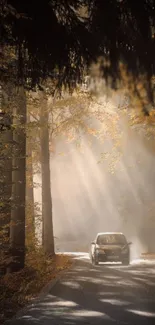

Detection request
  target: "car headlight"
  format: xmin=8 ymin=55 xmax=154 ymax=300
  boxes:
xmin=96 ymin=249 xmax=101 ymax=253
xmin=96 ymin=248 xmax=105 ymax=254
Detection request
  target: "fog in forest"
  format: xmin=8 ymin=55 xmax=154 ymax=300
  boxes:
xmin=34 ymin=94 xmax=155 ymax=260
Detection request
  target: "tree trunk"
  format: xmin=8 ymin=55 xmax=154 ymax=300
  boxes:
xmin=40 ymin=99 xmax=54 ymax=255
xmin=9 ymin=86 xmax=26 ymax=272
xmin=0 ymin=83 xmax=13 ymax=274
xmin=0 ymin=127 xmax=12 ymax=273
xmin=26 ymin=115 xmax=35 ymax=248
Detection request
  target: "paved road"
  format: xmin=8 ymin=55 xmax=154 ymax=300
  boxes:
xmin=8 ymin=253 xmax=155 ymax=325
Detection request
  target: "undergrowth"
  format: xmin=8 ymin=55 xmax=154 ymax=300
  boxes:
xmin=0 ymin=249 xmax=71 ymax=324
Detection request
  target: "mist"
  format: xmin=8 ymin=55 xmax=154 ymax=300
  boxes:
xmin=34 ymin=93 xmax=155 ymax=260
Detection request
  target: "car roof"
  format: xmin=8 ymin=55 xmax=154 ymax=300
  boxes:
xmin=96 ymin=232 xmax=124 ymax=236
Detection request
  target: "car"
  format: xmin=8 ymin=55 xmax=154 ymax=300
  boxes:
xmin=90 ymin=232 xmax=132 ymax=265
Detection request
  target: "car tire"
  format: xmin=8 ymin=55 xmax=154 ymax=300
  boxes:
xmin=122 ymin=258 xmax=129 ymax=265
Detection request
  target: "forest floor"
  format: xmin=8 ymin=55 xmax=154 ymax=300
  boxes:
xmin=0 ymin=251 xmax=71 ymax=325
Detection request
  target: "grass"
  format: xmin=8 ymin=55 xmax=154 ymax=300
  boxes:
xmin=0 ymin=249 xmax=72 ymax=324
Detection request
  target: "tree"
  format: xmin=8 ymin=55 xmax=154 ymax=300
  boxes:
xmin=1 ymin=1 xmax=91 ymax=88
xmin=0 ymin=82 xmax=13 ymax=273
xmin=25 ymin=114 xmax=36 ymax=249
xmin=27 ymin=86 xmax=91 ymax=253
xmin=9 ymin=86 xmax=27 ymax=272
xmin=0 ymin=40 xmax=28 ymax=272
xmin=2 ymin=0 xmax=155 ymax=108
xmin=89 ymin=1 xmax=155 ymax=110
xmin=1 ymin=1 xmax=94 ymax=266
xmin=40 ymin=102 xmax=54 ymax=255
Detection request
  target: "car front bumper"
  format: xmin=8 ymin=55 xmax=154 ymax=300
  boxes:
xmin=95 ymin=250 xmax=129 ymax=262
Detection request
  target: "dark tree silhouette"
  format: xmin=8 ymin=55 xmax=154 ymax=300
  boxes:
xmin=1 ymin=0 xmax=155 ymax=105
xmin=89 ymin=1 xmax=155 ymax=105
xmin=1 ymin=0 xmax=93 ymax=88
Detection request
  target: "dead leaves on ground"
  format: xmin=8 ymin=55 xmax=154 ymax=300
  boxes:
xmin=0 ymin=252 xmax=71 ymax=324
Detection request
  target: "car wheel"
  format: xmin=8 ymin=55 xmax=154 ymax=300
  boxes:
xmin=122 ymin=258 xmax=129 ymax=265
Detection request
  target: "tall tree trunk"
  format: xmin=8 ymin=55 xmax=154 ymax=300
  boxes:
xmin=40 ymin=99 xmax=54 ymax=255
xmin=0 ymin=83 xmax=13 ymax=274
xmin=26 ymin=115 xmax=35 ymax=248
xmin=9 ymin=86 xmax=26 ymax=272
xmin=0 ymin=126 xmax=12 ymax=273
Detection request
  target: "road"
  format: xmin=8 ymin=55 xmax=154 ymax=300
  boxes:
xmin=8 ymin=253 xmax=155 ymax=325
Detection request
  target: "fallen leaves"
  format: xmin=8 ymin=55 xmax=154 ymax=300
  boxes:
xmin=0 ymin=251 xmax=71 ymax=325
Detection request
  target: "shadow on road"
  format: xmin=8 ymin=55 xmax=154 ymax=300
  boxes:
xmin=9 ymin=255 xmax=155 ymax=324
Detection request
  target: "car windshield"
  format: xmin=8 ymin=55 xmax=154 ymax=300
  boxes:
xmin=97 ymin=234 xmax=127 ymax=245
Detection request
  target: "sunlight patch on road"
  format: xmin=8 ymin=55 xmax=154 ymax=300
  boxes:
xmin=73 ymin=254 xmax=90 ymax=260
xmin=98 ymin=291 xmax=122 ymax=297
xmin=102 ymin=275 xmax=122 ymax=280
xmin=71 ymin=309 xmax=111 ymax=318
xmin=131 ymin=259 xmax=155 ymax=265
xmin=21 ymin=316 xmax=39 ymax=321
xmin=44 ymin=300 xmax=78 ymax=307
xmin=127 ymin=309 xmax=155 ymax=317
xmin=58 ymin=252 xmax=89 ymax=258
xmin=117 ymin=279 xmax=141 ymax=287
xmin=60 ymin=281 xmax=81 ymax=289
xmin=100 ymin=298 xmax=131 ymax=306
